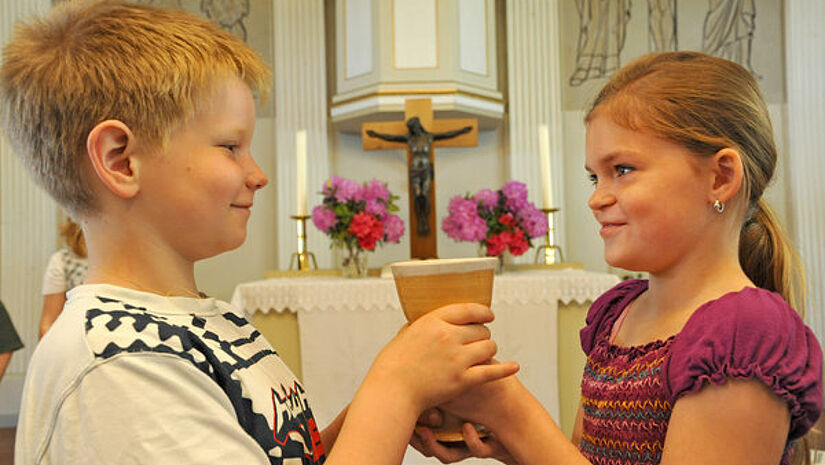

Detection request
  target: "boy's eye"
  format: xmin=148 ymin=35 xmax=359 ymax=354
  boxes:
xmin=615 ymin=165 xmax=634 ymax=176
xmin=587 ymin=173 xmax=598 ymax=185
xmin=220 ymin=144 xmax=239 ymax=154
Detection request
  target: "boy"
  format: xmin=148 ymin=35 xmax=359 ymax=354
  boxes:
xmin=0 ymin=1 xmax=517 ymax=464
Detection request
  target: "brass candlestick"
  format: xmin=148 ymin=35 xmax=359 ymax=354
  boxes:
xmin=535 ymin=208 xmax=564 ymax=265
xmin=289 ymin=215 xmax=318 ymax=271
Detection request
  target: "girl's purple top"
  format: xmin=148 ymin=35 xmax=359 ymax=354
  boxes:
xmin=579 ymin=279 xmax=822 ymax=465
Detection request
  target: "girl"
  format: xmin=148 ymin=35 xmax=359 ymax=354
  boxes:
xmin=39 ymin=218 xmax=88 ymax=338
xmin=413 ymin=51 xmax=823 ymax=465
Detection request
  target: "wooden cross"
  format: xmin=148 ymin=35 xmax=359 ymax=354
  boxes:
xmin=362 ymin=98 xmax=478 ymax=259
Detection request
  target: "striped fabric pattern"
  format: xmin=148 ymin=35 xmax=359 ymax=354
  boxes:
xmin=579 ymin=338 xmax=673 ymax=465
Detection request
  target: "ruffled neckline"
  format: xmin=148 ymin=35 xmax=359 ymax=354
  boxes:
xmin=598 ymin=333 xmax=676 ymax=358
xmin=595 ymin=279 xmax=763 ymax=357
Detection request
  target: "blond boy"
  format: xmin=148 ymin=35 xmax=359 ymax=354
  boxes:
xmin=0 ymin=1 xmax=516 ymax=464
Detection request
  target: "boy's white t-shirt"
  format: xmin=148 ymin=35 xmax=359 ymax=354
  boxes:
xmin=16 ymin=284 xmax=326 ymax=465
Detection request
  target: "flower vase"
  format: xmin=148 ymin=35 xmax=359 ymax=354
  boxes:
xmin=494 ymin=253 xmax=505 ymax=274
xmin=340 ymin=246 xmax=369 ymax=278
xmin=478 ymin=245 xmax=505 ymax=274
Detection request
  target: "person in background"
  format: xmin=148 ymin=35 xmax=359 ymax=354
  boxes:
xmin=40 ymin=218 xmax=88 ymax=339
xmin=413 ymin=51 xmax=823 ymax=465
xmin=0 ymin=299 xmax=24 ymax=384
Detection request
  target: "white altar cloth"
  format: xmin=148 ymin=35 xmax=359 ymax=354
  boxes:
xmin=231 ymin=269 xmax=618 ymax=464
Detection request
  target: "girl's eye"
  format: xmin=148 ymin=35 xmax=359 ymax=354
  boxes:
xmin=587 ymin=173 xmax=598 ymax=186
xmin=615 ymin=165 xmax=634 ymax=176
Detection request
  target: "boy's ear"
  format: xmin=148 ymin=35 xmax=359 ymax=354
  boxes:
xmin=86 ymin=120 xmax=140 ymax=199
xmin=709 ymin=148 xmax=745 ymax=204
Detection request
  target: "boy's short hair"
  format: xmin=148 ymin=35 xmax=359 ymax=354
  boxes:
xmin=0 ymin=0 xmax=271 ymax=216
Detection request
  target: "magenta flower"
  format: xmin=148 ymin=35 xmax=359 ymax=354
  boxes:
xmin=474 ymin=189 xmax=498 ymax=211
xmin=442 ymin=196 xmax=489 ymax=242
xmin=324 ymin=176 xmax=360 ymax=202
xmin=364 ymin=198 xmax=388 ymax=219
xmin=442 ymin=180 xmax=545 ymax=257
xmin=312 ymin=205 xmax=337 ymax=233
xmin=383 ymin=214 xmax=405 ymax=243
xmin=517 ymin=204 xmax=548 ymax=238
xmin=313 ymin=176 xmax=404 ymax=253
xmin=502 ymin=181 xmax=529 ymax=212
xmin=359 ymin=178 xmax=391 ymax=203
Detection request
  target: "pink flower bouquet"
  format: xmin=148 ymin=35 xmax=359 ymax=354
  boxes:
xmin=442 ymin=181 xmax=548 ymax=257
xmin=312 ymin=176 xmax=404 ymax=255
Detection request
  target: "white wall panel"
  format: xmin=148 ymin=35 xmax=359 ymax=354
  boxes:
xmin=392 ymin=0 xmax=437 ymax=69
xmin=345 ymin=0 xmax=374 ymax=78
xmin=506 ymin=0 xmax=566 ymax=265
xmin=786 ymin=0 xmax=825 ymax=340
xmin=272 ymin=0 xmax=332 ymax=270
xmin=458 ymin=0 xmax=487 ymax=75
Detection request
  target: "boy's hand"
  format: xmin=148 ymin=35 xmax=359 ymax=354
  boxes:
xmin=411 ymin=421 xmax=518 ymax=465
xmin=368 ymin=303 xmax=519 ymax=412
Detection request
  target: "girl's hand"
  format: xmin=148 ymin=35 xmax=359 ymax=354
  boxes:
xmin=439 ymin=362 xmax=522 ymax=428
xmin=411 ymin=421 xmax=518 ymax=465
xmin=367 ymin=303 xmax=519 ymax=412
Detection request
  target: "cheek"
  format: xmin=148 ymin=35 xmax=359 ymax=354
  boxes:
xmin=199 ymin=166 xmax=245 ymax=202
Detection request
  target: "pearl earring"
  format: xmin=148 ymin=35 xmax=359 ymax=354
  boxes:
xmin=713 ymin=200 xmax=725 ymax=214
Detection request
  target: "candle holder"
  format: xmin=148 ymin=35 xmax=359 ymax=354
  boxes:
xmin=535 ymin=208 xmax=564 ymax=265
xmin=289 ymin=215 xmax=318 ymax=271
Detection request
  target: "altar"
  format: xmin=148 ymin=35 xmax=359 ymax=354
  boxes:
xmin=231 ymin=269 xmax=619 ymax=464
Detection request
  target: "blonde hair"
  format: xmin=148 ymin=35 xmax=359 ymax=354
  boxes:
xmin=0 ymin=0 xmax=271 ymax=217
xmin=59 ymin=218 xmax=86 ymax=258
xmin=585 ymin=51 xmax=805 ymax=309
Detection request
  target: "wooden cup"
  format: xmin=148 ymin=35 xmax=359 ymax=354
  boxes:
xmin=390 ymin=257 xmax=497 ymax=442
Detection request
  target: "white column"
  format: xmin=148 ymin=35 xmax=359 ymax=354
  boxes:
xmin=506 ymin=0 xmax=565 ymax=264
xmin=272 ymin=0 xmax=331 ymax=270
xmin=785 ymin=0 xmax=825 ymax=340
xmin=0 ymin=0 xmax=56 ymax=424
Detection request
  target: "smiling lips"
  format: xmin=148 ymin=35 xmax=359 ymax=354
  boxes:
xmin=599 ymin=221 xmax=626 ymax=237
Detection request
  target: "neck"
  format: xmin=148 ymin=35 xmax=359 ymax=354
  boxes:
xmin=643 ymin=240 xmax=753 ymax=315
xmin=82 ymin=218 xmax=202 ymax=299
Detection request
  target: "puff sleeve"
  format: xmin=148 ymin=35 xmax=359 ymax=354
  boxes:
xmin=664 ymin=288 xmax=823 ymax=440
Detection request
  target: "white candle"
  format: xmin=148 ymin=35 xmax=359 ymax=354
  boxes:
xmin=538 ymin=124 xmax=553 ymax=208
xmin=296 ymin=130 xmax=307 ymax=216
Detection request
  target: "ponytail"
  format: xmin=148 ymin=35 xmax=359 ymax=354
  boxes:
xmin=59 ymin=219 xmax=87 ymax=259
xmin=739 ymin=198 xmax=806 ymax=313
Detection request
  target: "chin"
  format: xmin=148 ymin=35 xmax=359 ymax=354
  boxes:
xmin=222 ymin=233 xmax=248 ymax=252
xmin=604 ymin=253 xmax=645 ymax=272
xmin=194 ymin=234 xmax=248 ymax=260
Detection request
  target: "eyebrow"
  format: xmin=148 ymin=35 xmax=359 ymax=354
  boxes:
xmin=217 ymin=126 xmax=250 ymax=140
xmin=584 ymin=150 xmax=638 ymax=172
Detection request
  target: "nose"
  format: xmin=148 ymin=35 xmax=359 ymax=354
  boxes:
xmin=245 ymin=156 xmax=268 ymax=190
xmin=588 ymin=184 xmax=615 ymax=211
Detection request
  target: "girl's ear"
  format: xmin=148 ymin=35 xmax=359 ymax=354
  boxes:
xmin=86 ymin=120 xmax=140 ymax=199
xmin=710 ymin=148 xmax=745 ymax=205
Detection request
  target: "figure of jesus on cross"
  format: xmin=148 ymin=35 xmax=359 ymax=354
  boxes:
xmin=362 ymin=99 xmax=478 ymax=259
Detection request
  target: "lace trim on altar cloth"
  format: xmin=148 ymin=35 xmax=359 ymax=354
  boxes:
xmin=231 ymin=269 xmax=620 ymax=315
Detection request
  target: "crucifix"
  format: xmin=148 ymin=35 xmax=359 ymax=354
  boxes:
xmin=362 ymin=98 xmax=478 ymax=259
